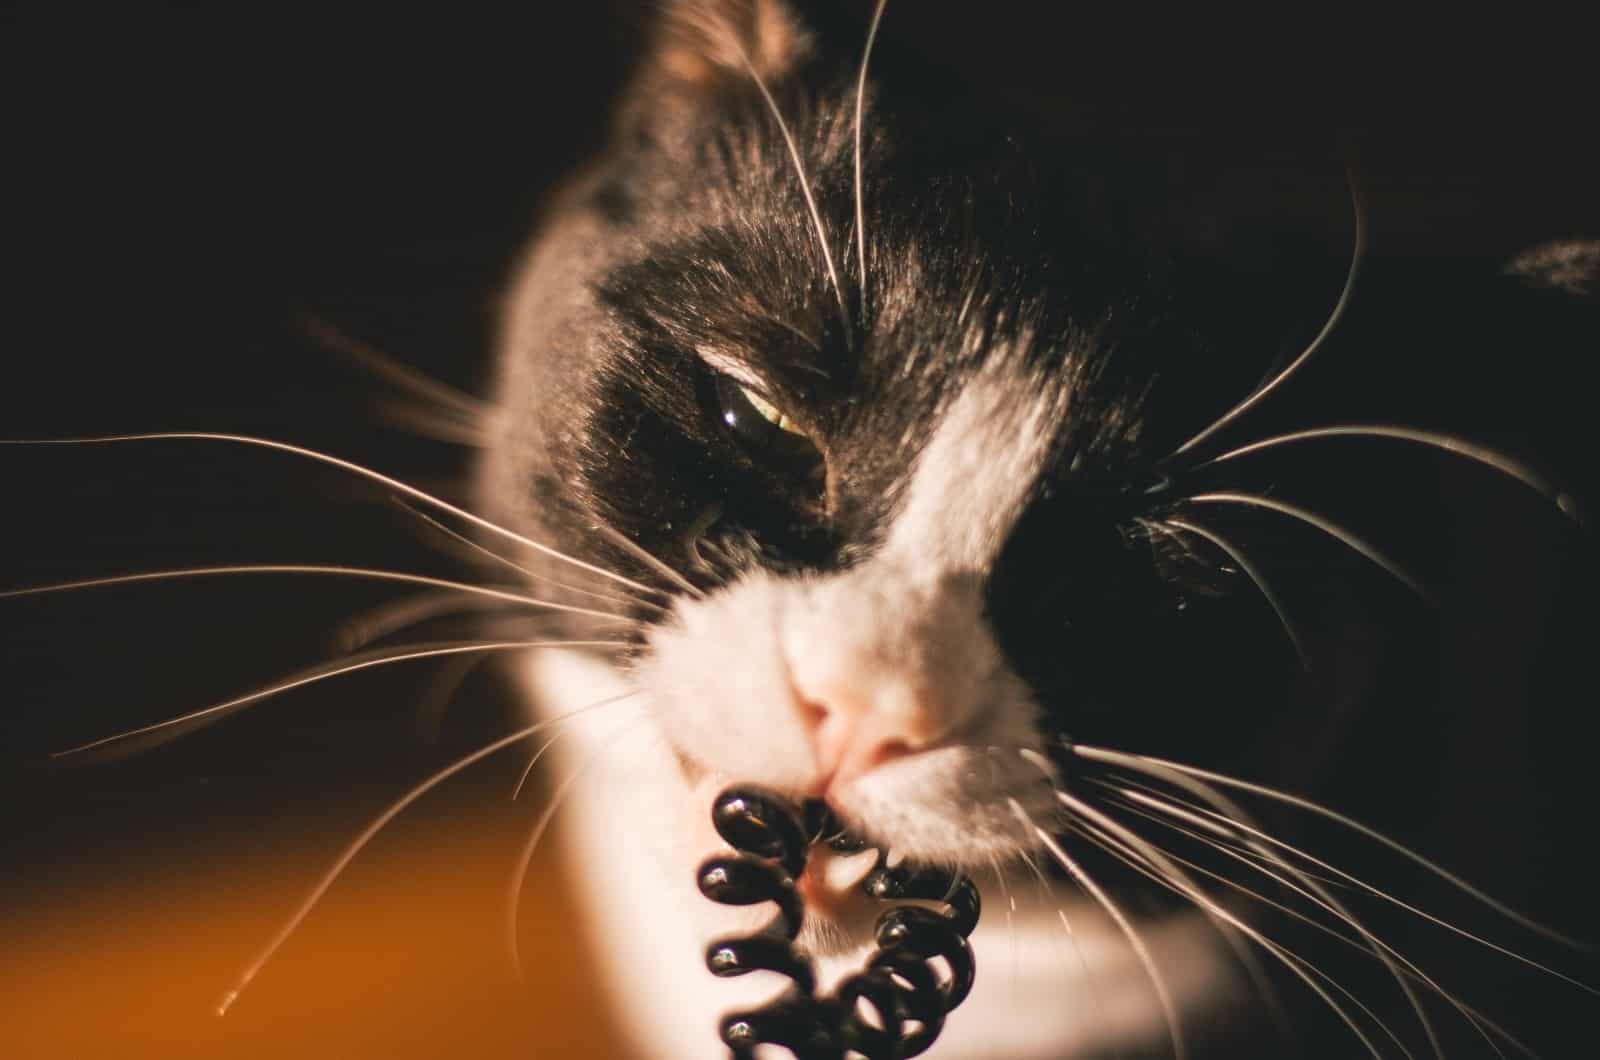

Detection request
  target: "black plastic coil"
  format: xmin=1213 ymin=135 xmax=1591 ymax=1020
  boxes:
xmin=696 ymin=785 xmax=981 ymax=1060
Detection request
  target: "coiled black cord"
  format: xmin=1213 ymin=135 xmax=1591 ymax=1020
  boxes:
xmin=696 ymin=785 xmax=980 ymax=1059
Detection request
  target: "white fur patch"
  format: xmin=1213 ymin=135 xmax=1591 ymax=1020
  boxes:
xmin=634 ymin=370 xmax=1066 ymax=864
xmin=884 ymin=374 xmax=1064 ymax=571
xmin=518 ymin=648 xmax=1236 ymax=1060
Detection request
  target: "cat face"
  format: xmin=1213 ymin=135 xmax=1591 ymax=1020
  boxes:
xmin=479 ymin=0 xmax=1320 ymax=879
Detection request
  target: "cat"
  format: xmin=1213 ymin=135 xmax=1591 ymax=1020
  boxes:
xmin=468 ymin=1 xmax=1599 ymax=1057
xmin=4 ymin=1 xmax=1597 ymax=1058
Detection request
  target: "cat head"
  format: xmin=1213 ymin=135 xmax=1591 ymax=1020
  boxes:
xmin=481 ymin=0 xmax=1383 ymax=871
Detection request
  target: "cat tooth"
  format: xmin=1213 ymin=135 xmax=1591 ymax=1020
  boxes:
xmin=821 ymin=846 xmax=879 ymax=891
xmin=884 ymin=846 xmax=906 ymax=869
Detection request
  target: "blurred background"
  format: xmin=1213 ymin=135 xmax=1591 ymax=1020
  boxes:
xmin=3 ymin=3 xmax=1597 ymax=1058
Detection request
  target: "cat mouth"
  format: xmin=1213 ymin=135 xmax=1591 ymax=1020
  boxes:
xmin=788 ymin=821 xmax=912 ymax=955
xmin=794 ymin=842 xmax=882 ymax=919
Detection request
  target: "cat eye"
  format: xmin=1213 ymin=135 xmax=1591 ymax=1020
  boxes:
xmin=710 ymin=373 xmax=825 ymax=479
xmin=732 ymin=382 xmax=800 ymax=436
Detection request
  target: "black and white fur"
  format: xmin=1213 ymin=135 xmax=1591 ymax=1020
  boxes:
xmin=467 ymin=2 xmax=1600 ymax=1057
xmin=6 ymin=2 xmax=1597 ymax=1058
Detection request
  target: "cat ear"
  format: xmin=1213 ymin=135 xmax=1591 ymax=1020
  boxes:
xmin=1505 ymin=240 xmax=1600 ymax=298
xmin=638 ymin=0 xmax=812 ymax=102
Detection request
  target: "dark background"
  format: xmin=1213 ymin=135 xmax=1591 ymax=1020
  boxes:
xmin=3 ymin=3 xmax=1597 ymax=1058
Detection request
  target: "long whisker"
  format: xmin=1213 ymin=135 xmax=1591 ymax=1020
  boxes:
xmin=396 ymin=501 xmax=663 ymax=614
xmin=1071 ymin=743 xmax=1592 ymax=950
xmin=1075 ymin=758 xmax=1446 ymax=1059
xmin=54 ymin=639 xmax=624 ymax=758
xmin=1008 ymin=799 xmax=1189 ymax=1060
xmin=1169 ymin=171 xmax=1365 ymax=459
xmin=370 ymin=397 xmax=493 ymax=448
xmin=333 ymin=590 xmax=510 ymax=653
xmin=296 ymin=312 xmax=491 ymax=424
xmin=590 ymin=519 xmax=704 ymax=599
xmin=407 ymin=650 xmax=491 ymax=745
xmin=1183 ymin=492 xmax=1431 ymax=601
xmin=215 ymin=691 xmax=634 ymax=1016
xmin=1102 ymin=787 xmax=1510 ymax=1059
xmin=1 ymin=563 xmax=635 ymax=626
xmin=507 ymin=706 xmax=647 ymax=978
xmin=734 ymin=38 xmax=854 ymax=349
xmin=853 ymin=0 xmax=888 ymax=317
xmin=1109 ymin=779 xmax=1600 ymax=998
xmin=1014 ymin=848 xmax=1113 ymax=1042
xmin=511 ymin=724 xmax=572 ymax=801
xmin=1066 ymin=810 xmax=1394 ymax=1060
xmin=1155 ymin=517 xmax=1310 ymax=669
xmin=0 ymin=432 xmax=666 ymax=599
xmin=986 ymin=850 xmax=1021 ymax=995
xmin=1063 ymin=750 xmax=1444 ymax=1058
xmin=1091 ymin=773 xmax=1352 ymax=886
xmin=1050 ymin=785 xmax=1296 ymax=1053
xmin=1197 ymin=425 xmax=1576 ymax=522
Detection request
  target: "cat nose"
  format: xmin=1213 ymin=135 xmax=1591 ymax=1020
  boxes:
xmin=799 ymin=681 xmax=938 ymax=795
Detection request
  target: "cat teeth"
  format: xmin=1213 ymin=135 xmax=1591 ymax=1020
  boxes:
xmin=820 ymin=845 xmax=880 ymax=892
xmin=883 ymin=846 xmax=906 ymax=869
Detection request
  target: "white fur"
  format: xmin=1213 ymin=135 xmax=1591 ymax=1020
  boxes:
xmin=520 ymin=648 xmax=1233 ymax=1059
xmin=507 ymin=371 xmax=1240 ymax=1056
xmin=884 ymin=375 xmax=1065 ymax=571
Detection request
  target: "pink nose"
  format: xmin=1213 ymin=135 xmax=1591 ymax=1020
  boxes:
xmin=800 ymin=683 xmax=936 ymax=795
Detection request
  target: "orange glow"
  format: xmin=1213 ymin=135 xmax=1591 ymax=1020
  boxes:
xmin=1 ymin=805 xmax=631 ymax=1059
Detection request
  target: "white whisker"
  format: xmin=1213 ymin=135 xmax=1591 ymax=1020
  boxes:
xmin=1008 ymin=798 xmax=1189 ymax=1060
xmin=1070 ymin=812 xmax=1398 ymax=1060
xmin=1110 ymin=779 xmax=1600 ymax=999
xmin=1053 ymin=787 xmax=1296 ymax=1054
xmin=1159 ymin=517 xmax=1310 ymax=669
xmin=296 ymin=312 xmax=491 ymax=424
xmin=1075 ymin=756 xmax=1446 ymax=1058
xmin=1170 ymin=171 xmax=1365 ymax=458
xmin=590 ymin=520 xmax=704 ymax=599
xmin=1015 ymin=846 xmax=1111 ymax=1041
xmin=1184 ymin=492 xmax=1431 ymax=601
xmin=2 ymin=563 xmax=635 ymax=626
xmin=1012 ymin=753 xmax=1122 ymax=1034
xmin=1198 ymin=425 xmax=1575 ymax=521
xmin=215 ymin=691 xmax=635 ymax=1016
xmin=407 ymin=650 xmax=491 ymax=745
xmin=853 ymin=0 xmax=888 ymax=317
xmin=333 ymin=590 xmax=511 ymax=652
xmin=370 ymin=396 xmax=493 ymax=448
xmin=397 ymin=501 xmax=663 ymax=614
xmin=0 ymin=432 xmax=666 ymax=599
xmin=511 ymin=724 xmax=571 ymax=801
xmin=1072 ymin=743 xmax=1592 ymax=952
xmin=734 ymin=37 xmax=853 ymax=349
xmin=986 ymin=850 xmax=1021 ymax=996
xmin=1103 ymin=787 xmax=1510 ymax=1059
xmin=54 ymin=639 xmax=624 ymax=758
xmin=507 ymin=707 xmax=648 ymax=978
